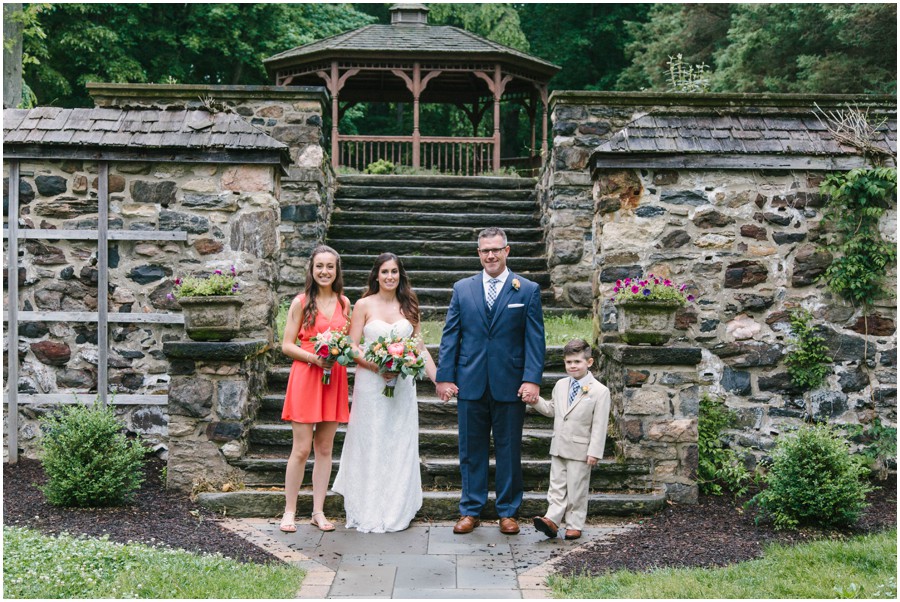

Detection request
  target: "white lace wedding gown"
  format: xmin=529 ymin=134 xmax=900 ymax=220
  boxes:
xmin=332 ymin=319 xmax=422 ymax=533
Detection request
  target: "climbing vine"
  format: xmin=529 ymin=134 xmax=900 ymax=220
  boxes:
xmin=819 ymin=167 xmax=897 ymax=310
xmin=784 ymin=309 xmax=832 ymax=391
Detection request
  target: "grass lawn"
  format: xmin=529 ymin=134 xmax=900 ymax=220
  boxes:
xmin=3 ymin=526 xmax=304 ymax=599
xmin=548 ymin=529 xmax=897 ymax=599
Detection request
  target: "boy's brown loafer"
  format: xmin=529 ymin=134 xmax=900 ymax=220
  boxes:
xmin=564 ymin=529 xmax=582 ymax=540
xmin=453 ymin=516 xmax=480 ymax=534
xmin=533 ymin=516 xmax=558 ymax=538
xmin=499 ymin=517 xmax=520 ymax=534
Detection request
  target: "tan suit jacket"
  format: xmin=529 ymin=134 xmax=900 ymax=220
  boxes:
xmin=532 ymin=374 xmax=611 ymax=461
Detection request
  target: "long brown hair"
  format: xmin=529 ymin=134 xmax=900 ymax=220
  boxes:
xmin=300 ymin=245 xmax=345 ymax=329
xmin=362 ymin=252 xmax=420 ymax=327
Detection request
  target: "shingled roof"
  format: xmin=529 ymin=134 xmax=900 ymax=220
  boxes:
xmin=265 ymin=24 xmax=558 ymax=75
xmin=4 ymin=106 xmax=288 ymax=164
xmin=594 ymin=114 xmax=897 ymax=156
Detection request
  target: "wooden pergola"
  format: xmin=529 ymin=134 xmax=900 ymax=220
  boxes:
xmin=264 ymin=4 xmax=559 ymax=175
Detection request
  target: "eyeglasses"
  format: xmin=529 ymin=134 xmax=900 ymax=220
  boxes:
xmin=477 ymin=247 xmax=507 ymax=256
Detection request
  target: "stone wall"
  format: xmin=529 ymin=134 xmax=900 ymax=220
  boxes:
xmin=4 ymin=156 xmax=282 ymax=457
xmin=546 ymin=92 xmax=897 ymax=468
xmin=89 ymin=83 xmax=334 ymax=298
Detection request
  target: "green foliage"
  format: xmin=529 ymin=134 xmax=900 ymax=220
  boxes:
xmin=820 ymin=168 xmax=897 ymax=308
xmin=698 ymin=395 xmax=752 ymax=497
xmin=427 ymin=4 xmax=530 ymax=52
xmin=174 ymin=267 xmax=239 ymax=298
xmin=784 ymin=309 xmax=832 ymax=390
xmin=666 ymin=53 xmax=711 ymax=93
xmin=23 ymin=3 xmax=375 ymax=106
xmin=363 ymin=159 xmax=396 ymax=175
xmin=548 ymin=529 xmax=897 ymax=599
xmin=418 ymin=313 xmax=593 ymax=347
xmin=2 ymin=527 xmax=304 ymax=598
xmin=39 ymin=404 xmax=147 ymax=507
xmin=746 ymin=424 xmax=872 ymax=530
xmin=847 ymin=418 xmax=897 ymax=480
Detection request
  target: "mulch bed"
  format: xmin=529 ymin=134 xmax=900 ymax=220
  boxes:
xmin=4 ymin=457 xmax=896 ymax=573
xmin=2 ymin=457 xmax=280 ymax=565
xmin=557 ymin=475 xmax=897 ymax=576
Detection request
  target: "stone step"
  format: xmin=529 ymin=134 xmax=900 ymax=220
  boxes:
xmin=248 ymin=425 xmax=557 ymax=457
xmin=334 ymin=198 xmax=538 ymax=214
xmin=340 ymin=286 xmax=554 ymax=305
xmin=195 ymin=488 xmax=667 ymax=519
xmin=339 ymin=254 xmax=548 ymax=272
xmin=325 ymin=225 xmax=543 ymax=243
xmin=341 ymin=270 xmax=551 ymax=289
xmin=266 ymin=366 xmax=573 ymax=398
xmin=327 ymin=239 xmax=545 ymax=257
xmin=268 ymin=345 xmax=575 ymax=368
xmin=417 ymin=305 xmax=592 ymax=321
xmin=257 ymin=395 xmax=555 ymax=428
xmin=230 ymin=456 xmax=647 ymax=490
xmin=336 ymin=186 xmax=535 ymax=201
xmin=337 ymin=174 xmax=538 ymax=190
xmin=331 ymin=210 xmax=539 ymax=228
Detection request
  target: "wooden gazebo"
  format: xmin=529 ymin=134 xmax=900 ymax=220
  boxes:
xmin=264 ymin=4 xmax=559 ymax=175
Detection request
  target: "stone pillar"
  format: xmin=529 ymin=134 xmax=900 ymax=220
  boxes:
xmin=600 ymin=344 xmax=703 ymax=504
xmin=163 ymin=339 xmax=268 ymax=491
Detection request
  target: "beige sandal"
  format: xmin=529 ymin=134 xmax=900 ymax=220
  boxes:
xmin=279 ymin=511 xmax=297 ymax=533
xmin=310 ymin=511 xmax=335 ymax=532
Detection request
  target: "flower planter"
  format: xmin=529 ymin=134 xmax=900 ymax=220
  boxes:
xmin=617 ymin=299 xmax=681 ymax=346
xmin=178 ymin=295 xmax=244 ymax=342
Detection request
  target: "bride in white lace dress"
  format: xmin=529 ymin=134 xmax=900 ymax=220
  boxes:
xmin=332 ymin=253 xmax=436 ymax=533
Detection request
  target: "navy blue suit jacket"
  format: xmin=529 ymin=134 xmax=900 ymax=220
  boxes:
xmin=437 ymin=272 xmax=546 ymax=402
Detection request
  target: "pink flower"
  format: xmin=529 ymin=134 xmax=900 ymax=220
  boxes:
xmin=317 ymin=346 xmax=330 ymax=357
xmin=387 ymin=342 xmax=406 ymax=357
xmin=631 ymin=285 xmax=640 ymax=294
xmin=664 ymin=279 xmax=672 ymax=286
xmin=214 ymin=269 xmax=222 ymax=275
xmin=615 ymin=280 xmax=622 ymax=286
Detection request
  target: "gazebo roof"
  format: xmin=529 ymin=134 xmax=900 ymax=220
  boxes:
xmin=264 ymin=4 xmax=559 ymax=90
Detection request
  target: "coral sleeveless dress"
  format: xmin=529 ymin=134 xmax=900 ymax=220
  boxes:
xmin=281 ymin=294 xmax=350 ymax=424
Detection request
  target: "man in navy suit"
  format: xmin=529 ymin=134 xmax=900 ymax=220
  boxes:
xmin=436 ymin=227 xmax=546 ymax=535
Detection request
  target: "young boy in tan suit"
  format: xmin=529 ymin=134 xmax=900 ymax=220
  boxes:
xmin=523 ymin=338 xmax=610 ymax=540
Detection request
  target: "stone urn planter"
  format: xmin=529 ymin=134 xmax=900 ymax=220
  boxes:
xmin=617 ymin=300 xmax=682 ymax=346
xmin=178 ymin=296 xmax=244 ymax=342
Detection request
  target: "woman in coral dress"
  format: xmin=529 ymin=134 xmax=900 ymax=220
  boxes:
xmin=280 ymin=245 xmax=350 ymax=533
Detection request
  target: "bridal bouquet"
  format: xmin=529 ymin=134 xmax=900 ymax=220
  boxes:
xmin=363 ymin=334 xmax=427 ymax=398
xmin=311 ymin=328 xmax=357 ymax=385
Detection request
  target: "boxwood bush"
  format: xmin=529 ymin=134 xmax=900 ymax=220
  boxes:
xmin=39 ymin=404 xmax=147 ymax=507
xmin=747 ymin=424 xmax=871 ymax=529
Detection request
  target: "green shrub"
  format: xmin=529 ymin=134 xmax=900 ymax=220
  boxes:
xmin=698 ymin=395 xmax=752 ymax=497
xmin=39 ymin=404 xmax=148 ymax=507
xmin=746 ymin=424 xmax=871 ymax=530
xmin=364 ymin=159 xmax=395 ymax=175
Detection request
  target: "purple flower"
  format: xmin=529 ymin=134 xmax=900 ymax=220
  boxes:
xmin=214 ymin=269 xmax=222 ymax=275
xmin=631 ymin=285 xmax=640 ymax=294
xmin=166 ymin=293 xmax=175 ymax=300
xmin=679 ymin=284 xmax=686 ymax=291
xmin=615 ymin=279 xmax=622 ymax=287
xmin=687 ymin=294 xmax=695 ymax=302
xmin=175 ymin=278 xmax=181 ymax=285
xmin=642 ymin=288 xmax=651 ymax=296
xmin=664 ymin=279 xmax=672 ymax=286
xmin=230 ymin=265 xmax=236 ymax=275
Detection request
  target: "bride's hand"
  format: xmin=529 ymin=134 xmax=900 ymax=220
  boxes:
xmin=382 ymin=371 xmax=399 ymax=382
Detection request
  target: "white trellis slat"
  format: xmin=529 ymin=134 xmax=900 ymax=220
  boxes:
xmin=3 ymin=229 xmax=188 ymax=241
xmin=3 ymin=394 xmax=169 ymax=406
xmin=98 ymin=162 xmax=109 ymax=407
xmin=6 ymin=160 xmax=20 ymax=462
xmin=4 ymin=311 xmax=185 ymax=324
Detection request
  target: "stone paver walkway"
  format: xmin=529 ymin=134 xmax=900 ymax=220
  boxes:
xmin=221 ymin=517 xmax=636 ymax=599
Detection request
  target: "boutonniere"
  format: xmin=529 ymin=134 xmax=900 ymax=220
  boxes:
xmin=581 ymin=385 xmax=590 ymax=394
xmin=511 ymin=278 xmax=521 ymax=291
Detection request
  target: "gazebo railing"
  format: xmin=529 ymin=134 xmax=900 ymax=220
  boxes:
xmin=338 ymin=135 xmax=495 ymax=175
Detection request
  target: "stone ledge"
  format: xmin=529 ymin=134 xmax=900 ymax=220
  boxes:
xmin=163 ymin=339 xmax=269 ymax=362
xmin=601 ymin=344 xmax=702 ymax=366
xmin=88 ymin=82 xmax=328 ymax=106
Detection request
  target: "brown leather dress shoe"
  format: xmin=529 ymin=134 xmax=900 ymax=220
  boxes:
xmin=453 ymin=515 xmax=480 ymax=534
xmin=532 ymin=516 xmax=558 ymax=538
xmin=499 ymin=517 xmax=520 ymax=534
xmin=564 ymin=529 xmax=582 ymax=540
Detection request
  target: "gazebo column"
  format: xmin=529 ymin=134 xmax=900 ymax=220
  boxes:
xmin=315 ymin=61 xmax=360 ymax=170
xmin=393 ymin=65 xmax=442 ymax=170
xmin=537 ymin=84 xmax=549 ymax=158
xmin=474 ymin=66 xmax=513 ymax=172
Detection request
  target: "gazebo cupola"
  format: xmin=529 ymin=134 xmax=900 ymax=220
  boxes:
xmin=264 ymin=3 xmax=560 ymax=174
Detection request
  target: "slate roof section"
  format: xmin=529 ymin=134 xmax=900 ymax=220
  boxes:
xmin=4 ymin=107 xmax=288 ymax=152
xmin=592 ymin=113 xmax=897 ymax=156
xmin=264 ymin=24 xmax=559 ymax=74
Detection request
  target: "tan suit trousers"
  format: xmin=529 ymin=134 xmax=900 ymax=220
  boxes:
xmin=544 ymin=454 xmax=591 ymax=531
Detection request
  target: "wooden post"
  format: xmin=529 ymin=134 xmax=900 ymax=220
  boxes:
xmin=492 ymin=65 xmax=502 ymax=172
xmin=97 ymin=162 xmax=109 ymax=407
xmin=412 ymin=63 xmax=421 ymax=170
xmin=6 ymin=160 xmax=19 ymax=462
xmin=538 ymin=84 xmax=549 ymax=159
xmin=331 ymin=61 xmax=340 ymax=170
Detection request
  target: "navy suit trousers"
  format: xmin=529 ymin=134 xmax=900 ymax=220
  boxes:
xmin=457 ymin=391 xmax=526 ymax=518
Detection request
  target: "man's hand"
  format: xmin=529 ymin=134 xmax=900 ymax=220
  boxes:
xmin=586 ymin=455 xmax=599 ymax=467
xmin=436 ymin=382 xmax=458 ymax=402
xmin=517 ymin=382 xmax=540 ymax=404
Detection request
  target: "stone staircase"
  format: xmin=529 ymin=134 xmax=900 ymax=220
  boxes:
xmin=196 ymin=175 xmax=664 ymax=518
